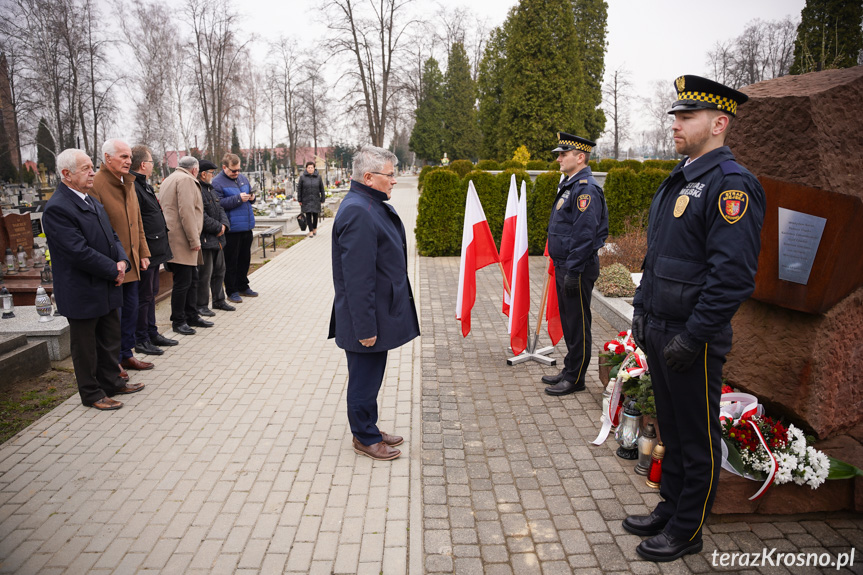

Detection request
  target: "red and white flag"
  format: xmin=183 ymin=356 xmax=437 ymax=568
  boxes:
xmin=456 ymin=181 xmax=500 ymax=337
xmin=508 ymin=180 xmax=530 ymax=355
xmin=544 ymin=240 xmax=563 ymax=345
xmin=500 ymin=174 xmax=518 ymax=317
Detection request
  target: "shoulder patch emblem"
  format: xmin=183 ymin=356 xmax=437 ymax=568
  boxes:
xmin=718 ymin=190 xmax=748 ymax=224
xmin=579 ymin=179 xmax=588 ymax=184
xmin=577 ymin=194 xmax=591 ymax=212
xmin=556 ymin=198 xmax=565 ymax=210
xmin=673 ymin=195 xmax=689 ymax=218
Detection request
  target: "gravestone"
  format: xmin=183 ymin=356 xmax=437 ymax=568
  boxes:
xmin=1 ymin=213 xmax=34 ymax=259
xmin=724 ymin=67 xmax=863 ymax=440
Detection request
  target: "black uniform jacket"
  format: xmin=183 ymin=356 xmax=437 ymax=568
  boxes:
xmin=633 ymin=146 xmax=765 ymax=343
xmin=547 ymin=166 xmax=608 ymax=274
xmin=131 ymin=170 xmax=172 ymax=268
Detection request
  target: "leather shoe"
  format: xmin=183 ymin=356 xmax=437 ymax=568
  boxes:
xmin=380 ymin=431 xmax=404 ymax=446
xmin=352 ymin=438 xmax=401 ymax=461
xmin=134 ymin=340 xmax=164 ymax=356
xmin=118 ymin=367 xmax=129 ymax=381
xmin=541 ymin=370 xmax=566 ymax=385
xmin=113 ymin=382 xmax=145 ymax=395
xmin=636 ymin=532 xmax=703 ymax=563
xmin=622 ymin=511 xmax=670 ymax=536
xmin=151 ymin=333 xmax=178 ymax=346
xmin=121 ymin=357 xmax=154 ymax=371
xmin=227 ymin=292 xmax=243 ymax=303
xmin=239 ymin=288 xmax=259 ymax=297
xmin=87 ymin=397 xmax=123 ymax=410
xmin=197 ymin=307 xmax=216 ymax=317
xmin=213 ymin=301 xmax=236 ymax=311
xmin=173 ymin=323 xmax=196 ymax=335
xmin=544 ymin=380 xmax=585 ymax=396
xmin=187 ymin=317 xmax=214 ymax=328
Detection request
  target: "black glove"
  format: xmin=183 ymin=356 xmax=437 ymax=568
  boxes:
xmin=663 ymin=331 xmax=702 ymax=373
xmin=631 ymin=314 xmax=646 ymax=351
xmin=564 ymin=273 xmax=580 ymax=298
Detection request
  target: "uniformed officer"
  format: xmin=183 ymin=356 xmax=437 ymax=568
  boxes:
xmin=623 ymin=75 xmax=765 ymax=562
xmin=542 ymin=132 xmax=608 ymax=396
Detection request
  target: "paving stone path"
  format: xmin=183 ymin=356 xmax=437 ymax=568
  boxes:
xmin=0 ymin=175 xmax=861 ymax=574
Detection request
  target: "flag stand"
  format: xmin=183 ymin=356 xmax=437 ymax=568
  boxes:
xmin=507 ymin=260 xmax=556 ymax=366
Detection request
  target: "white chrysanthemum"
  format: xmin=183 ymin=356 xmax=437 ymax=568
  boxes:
xmin=792 ymin=474 xmax=807 ymax=486
xmin=777 ymin=452 xmax=798 ymax=471
xmin=774 ymin=468 xmax=793 ymax=484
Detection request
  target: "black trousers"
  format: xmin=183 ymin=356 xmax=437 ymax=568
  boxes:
xmin=345 ymin=350 xmax=388 ymax=446
xmin=197 ymin=248 xmax=226 ymax=308
xmin=119 ymin=281 xmax=139 ymax=361
xmin=136 ymin=264 xmax=160 ymax=343
xmin=224 ymin=231 xmax=253 ymax=295
xmin=68 ymin=310 xmax=126 ymax=405
xmin=644 ymin=317 xmax=732 ymax=541
xmin=554 ymin=254 xmax=600 ymax=385
xmin=305 ymin=211 xmax=319 ymax=231
xmin=170 ymin=263 xmax=199 ymax=325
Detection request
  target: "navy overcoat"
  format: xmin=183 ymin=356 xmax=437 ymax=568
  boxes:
xmin=42 ymin=182 xmax=128 ymax=320
xmin=329 ymin=180 xmax=420 ymax=353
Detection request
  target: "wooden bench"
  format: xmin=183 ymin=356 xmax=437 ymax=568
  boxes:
xmin=254 ymin=226 xmax=282 ymax=257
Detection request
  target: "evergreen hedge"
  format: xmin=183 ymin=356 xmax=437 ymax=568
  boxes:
xmin=501 ymin=160 xmax=524 ymax=170
xmin=418 ymin=165 xmax=441 ymax=191
xmin=548 ymin=161 xmax=559 ymax=171
xmin=464 ymin=170 xmax=505 ymax=245
xmin=603 ymin=167 xmax=670 ymax=235
xmin=527 ymin=171 xmax=561 ymax=255
xmin=449 ymin=159 xmax=475 ymax=178
xmin=643 ymin=159 xmax=679 ymax=171
xmin=416 ymin=169 xmax=464 ymax=256
xmin=526 ymin=160 xmax=548 ymax=170
xmin=619 ymin=159 xmax=644 ymax=172
xmin=476 ymin=159 xmax=500 ymax=170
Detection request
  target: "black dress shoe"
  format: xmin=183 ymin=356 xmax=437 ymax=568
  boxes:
xmin=134 ymin=340 xmax=164 ymax=356
xmin=544 ymin=380 xmax=586 ymax=396
xmin=173 ymin=323 xmax=196 ymax=335
xmin=541 ymin=370 xmax=566 ymax=385
xmin=212 ymin=301 xmax=236 ymax=311
xmin=636 ymin=532 xmax=703 ymax=563
xmin=151 ymin=333 xmax=179 ymax=346
xmin=622 ymin=512 xmax=670 ymax=537
xmin=187 ymin=317 xmax=214 ymax=328
xmin=197 ymin=307 xmax=216 ymax=317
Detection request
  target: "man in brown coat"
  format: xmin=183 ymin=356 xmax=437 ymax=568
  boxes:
xmin=160 ymin=155 xmax=212 ymax=335
xmin=90 ymin=139 xmax=154 ymax=373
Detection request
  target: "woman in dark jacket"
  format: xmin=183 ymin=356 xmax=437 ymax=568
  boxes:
xmin=196 ymin=160 xmax=233 ymax=315
xmin=296 ymin=161 xmax=326 ymax=237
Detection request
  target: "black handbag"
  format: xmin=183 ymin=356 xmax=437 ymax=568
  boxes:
xmin=297 ymin=213 xmax=307 ymax=231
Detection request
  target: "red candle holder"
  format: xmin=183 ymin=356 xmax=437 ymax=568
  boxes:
xmin=646 ymin=442 xmax=665 ymax=489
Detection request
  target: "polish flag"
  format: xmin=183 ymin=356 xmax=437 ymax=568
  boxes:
xmin=544 ymin=241 xmax=563 ymax=345
xmin=500 ymin=175 xmax=518 ymax=317
xmin=508 ymin=180 xmax=530 ymax=355
xmin=456 ymin=181 xmax=500 ymax=337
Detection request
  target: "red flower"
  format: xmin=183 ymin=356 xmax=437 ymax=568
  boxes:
xmin=721 ymin=385 xmax=733 ymax=394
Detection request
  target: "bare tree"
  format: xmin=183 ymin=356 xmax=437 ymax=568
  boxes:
xmin=0 ymin=40 xmax=29 ymax=172
xmin=642 ymin=80 xmax=675 ymax=159
xmin=300 ymin=63 xmax=331 ymax=157
xmin=240 ymin=61 xmax=263 ymax=169
xmin=602 ymin=65 xmax=632 ymax=160
xmin=324 ymin=0 xmax=417 ymax=146
xmin=272 ymin=36 xmax=306 ymax=175
xmin=705 ymin=16 xmax=797 ymax=89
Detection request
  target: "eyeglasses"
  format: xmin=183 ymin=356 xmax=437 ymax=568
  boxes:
xmin=227 ymin=167 xmax=241 ymax=174
xmin=142 ymin=160 xmax=154 ymax=165
xmin=369 ymin=171 xmax=396 ymax=180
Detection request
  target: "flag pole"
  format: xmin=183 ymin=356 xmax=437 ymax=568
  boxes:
xmin=498 ymin=262 xmax=511 ymax=296
xmin=507 ymin=258 xmax=557 ymax=367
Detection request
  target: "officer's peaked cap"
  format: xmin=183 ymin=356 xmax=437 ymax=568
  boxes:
xmin=668 ymin=75 xmax=748 ymax=117
xmin=552 ymin=132 xmax=595 ymax=153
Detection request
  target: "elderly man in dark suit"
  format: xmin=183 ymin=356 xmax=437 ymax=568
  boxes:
xmin=330 ymin=145 xmax=420 ymax=461
xmin=42 ymin=149 xmax=145 ymax=410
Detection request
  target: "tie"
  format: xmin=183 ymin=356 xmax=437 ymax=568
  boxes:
xmin=84 ymin=196 xmax=95 ymax=212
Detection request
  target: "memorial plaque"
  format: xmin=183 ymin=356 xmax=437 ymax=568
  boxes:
xmin=777 ymin=208 xmax=826 ymax=285
xmin=2 ymin=213 xmax=34 ymax=257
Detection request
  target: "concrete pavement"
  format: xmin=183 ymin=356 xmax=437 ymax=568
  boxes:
xmin=0 ymin=175 xmax=861 ymax=574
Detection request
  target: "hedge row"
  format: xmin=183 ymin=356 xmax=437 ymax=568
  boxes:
xmin=416 ymin=165 xmax=672 ymax=257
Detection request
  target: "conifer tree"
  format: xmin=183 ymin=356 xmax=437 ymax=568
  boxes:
xmin=790 ymin=0 xmax=863 ymax=73
xmin=36 ymin=118 xmax=56 ymax=173
xmin=442 ymin=42 xmax=481 ymax=161
xmin=573 ymin=0 xmax=608 ymax=140
xmin=409 ymin=57 xmax=445 ymax=163
xmin=231 ymin=126 xmax=241 ymax=156
xmin=477 ymin=28 xmax=508 ymax=161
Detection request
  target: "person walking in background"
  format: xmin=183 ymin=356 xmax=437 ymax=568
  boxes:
xmin=329 ymin=145 xmax=420 ymax=461
xmin=42 ymin=149 xmax=145 ymax=411
xmin=90 ymin=139 xmax=154 ymax=375
xmin=212 ymin=153 xmax=258 ymax=303
xmin=196 ymin=159 xmax=233 ymax=315
xmin=296 ymin=160 xmax=326 ymax=237
xmin=160 ymin=156 xmax=212 ymax=335
xmin=129 ymin=145 xmax=177 ymax=355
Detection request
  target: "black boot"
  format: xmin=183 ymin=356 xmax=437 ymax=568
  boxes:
xmin=636 ymin=532 xmax=703 ymax=562
xmin=544 ymin=380 xmax=585 ymax=396
xmin=541 ymin=369 xmax=566 ymax=384
xmin=622 ymin=511 xmax=669 ymax=537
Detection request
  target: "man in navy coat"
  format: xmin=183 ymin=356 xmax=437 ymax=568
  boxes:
xmin=42 ymin=149 xmax=145 ymax=410
xmin=330 ymin=145 xmax=420 ymax=461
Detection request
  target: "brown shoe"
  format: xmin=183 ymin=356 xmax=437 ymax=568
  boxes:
xmin=353 ymin=438 xmax=401 ymax=461
xmin=380 ymin=431 xmax=404 ymax=446
xmin=121 ymin=357 xmax=154 ymax=371
xmin=88 ymin=397 xmax=123 ymax=410
xmin=114 ymin=382 xmax=145 ymax=395
xmin=118 ymin=366 xmax=130 ymax=381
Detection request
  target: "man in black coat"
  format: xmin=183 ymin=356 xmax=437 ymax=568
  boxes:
xmin=196 ymin=159 xmax=233 ymax=315
xmin=330 ymin=146 xmax=420 ymax=461
xmin=296 ymin=160 xmax=326 ymax=237
xmin=42 ymin=149 xmax=145 ymax=410
xmin=130 ymin=145 xmax=177 ymax=355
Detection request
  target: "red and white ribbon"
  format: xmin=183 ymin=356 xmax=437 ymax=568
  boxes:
xmin=718 ymin=392 xmax=776 ymax=500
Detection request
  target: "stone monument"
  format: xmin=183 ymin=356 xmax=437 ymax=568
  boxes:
xmin=725 ymin=67 xmax=863 ymax=440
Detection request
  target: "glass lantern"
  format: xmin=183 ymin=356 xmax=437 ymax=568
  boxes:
xmin=635 ymin=423 xmax=657 ymax=475
xmin=41 ymin=263 xmax=53 ymax=284
xmin=614 ymin=402 xmax=642 ymax=460
xmin=35 ymin=286 xmax=54 ymax=322
xmin=5 ymin=247 xmax=17 ymax=275
xmin=0 ymin=284 xmax=14 ymax=319
xmin=17 ymin=245 xmax=29 ymax=272
xmin=32 ymin=243 xmax=44 ymax=268
xmin=274 ymin=202 xmax=284 ymax=215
